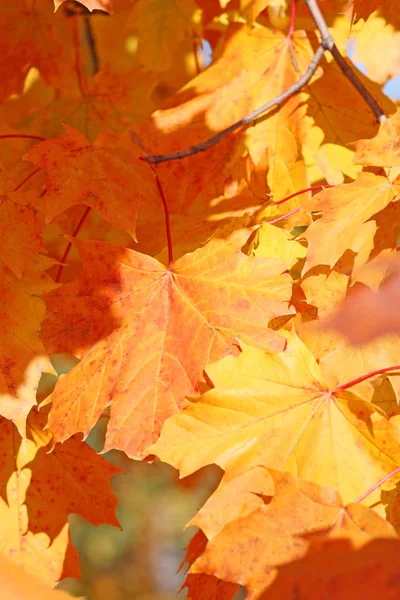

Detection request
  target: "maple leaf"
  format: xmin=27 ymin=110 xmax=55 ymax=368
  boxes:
xmin=190 ymin=469 xmax=396 ymax=597
xmin=302 ymin=53 xmax=394 ymax=185
xmin=2 ymin=0 xmax=400 ymax=590
xmin=42 ymin=229 xmax=295 ymax=457
xmin=351 ymin=14 xmax=400 ymax=84
xmin=54 ymin=0 xmax=113 ymax=13
xmin=0 ymin=0 xmax=74 ymax=101
xmin=300 ymin=268 xmax=349 ymax=319
xmin=0 ymin=553 xmax=73 ymax=600
xmin=0 ymin=187 xmax=46 ymax=278
xmin=26 ymin=125 xmax=159 ymax=237
xmin=353 ymin=108 xmax=400 ymax=173
xmin=24 ymin=65 xmax=158 ymax=143
xmin=380 ymin=477 xmax=400 ymax=534
xmin=0 ymin=153 xmax=46 ymax=277
xmin=0 ymin=411 xmax=119 ymax=585
xmin=261 ymin=538 xmax=400 ymax=600
xmin=345 ymin=0 xmax=385 ymax=23
xmin=136 ymin=25 xmax=319 ymax=204
xmin=298 ymin=320 xmax=400 ymax=402
xmin=189 ymin=465 xmax=277 ymax=539
xmin=181 ymin=529 xmax=239 ymax=600
xmin=302 ymin=173 xmax=400 ymax=273
xmin=150 ymin=330 xmax=400 ymax=502
xmin=0 ymin=256 xmax=56 ymax=434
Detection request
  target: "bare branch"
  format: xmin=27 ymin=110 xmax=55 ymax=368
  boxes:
xmin=144 ymin=45 xmax=325 ymax=164
xmin=329 ymin=45 xmax=386 ymax=123
xmin=305 ymin=0 xmax=387 ymax=123
xmin=144 ymin=0 xmax=387 ymax=165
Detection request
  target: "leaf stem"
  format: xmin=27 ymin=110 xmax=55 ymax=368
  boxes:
xmin=83 ymin=13 xmax=100 ymax=75
xmin=0 ymin=134 xmax=45 ymax=142
xmin=271 ymin=184 xmax=334 ymax=205
xmin=155 ymin=175 xmax=174 ymax=268
xmin=305 ymin=0 xmax=386 ymax=123
xmin=287 ymin=0 xmax=296 ymax=38
xmin=267 ymin=207 xmax=301 ymax=224
xmin=333 ymin=365 xmax=400 ymax=392
xmin=71 ymin=15 xmax=88 ymax=96
xmin=55 ymin=206 xmax=92 ymax=283
xmin=13 ymin=168 xmax=41 ymax=192
xmin=354 ymin=466 xmax=400 ymax=504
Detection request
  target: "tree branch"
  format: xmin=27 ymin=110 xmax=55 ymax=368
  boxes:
xmin=144 ymin=0 xmax=387 ymax=165
xmin=305 ymin=0 xmax=387 ymax=123
xmin=144 ymin=45 xmax=325 ymax=164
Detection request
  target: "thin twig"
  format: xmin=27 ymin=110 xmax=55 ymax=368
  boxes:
xmin=154 ymin=171 xmax=174 ymax=267
xmin=0 ymin=134 xmax=45 ymax=142
xmin=271 ymin=184 xmax=334 ymax=205
xmin=144 ymin=45 xmax=325 ymax=164
xmin=354 ymin=466 xmax=400 ymax=504
xmin=56 ymin=206 xmax=91 ymax=283
xmin=267 ymin=207 xmax=301 ymax=224
xmin=305 ymin=0 xmax=387 ymax=123
xmin=13 ymin=168 xmax=41 ymax=192
xmin=144 ymin=0 xmax=387 ymax=165
xmin=83 ymin=13 xmax=100 ymax=75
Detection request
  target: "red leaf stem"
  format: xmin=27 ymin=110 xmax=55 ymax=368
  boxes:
xmin=0 ymin=134 xmax=46 ymax=142
xmin=333 ymin=366 xmax=400 ymax=392
xmin=55 ymin=206 xmax=92 ymax=283
xmin=155 ymin=174 xmax=174 ymax=268
xmin=13 ymin=168 xmax=42 ymax=192
xmin=271 ymin=184 xmax=334 ymax=206
xmin=354 ymin=466 xmax=400 ymax=504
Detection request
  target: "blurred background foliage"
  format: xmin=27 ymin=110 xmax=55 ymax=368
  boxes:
xmin=60 ymin=444 xmax=220 ymax=599
xmin=42 ymin=355 xmax=222 ymax=600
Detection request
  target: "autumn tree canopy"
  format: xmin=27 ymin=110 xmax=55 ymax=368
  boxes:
xmin=3 ymin=0 xmax=400 ymax=597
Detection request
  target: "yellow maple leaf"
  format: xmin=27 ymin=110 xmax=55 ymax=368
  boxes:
xmin=150 ymin=330 xmax=400 ymax=502
xmin=303 ymin=172 xmax=399 ymax=273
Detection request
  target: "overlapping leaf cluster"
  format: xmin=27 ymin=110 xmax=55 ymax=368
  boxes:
xmin=3 ymin=0 xmax=400 ymax=597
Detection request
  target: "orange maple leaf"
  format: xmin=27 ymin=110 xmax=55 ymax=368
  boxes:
xmin=0 ymin=256 xmax=56 ymax=433
xmin=42 ymin=228 xmax=294 ymax=457
xmin=26 ymin=125 xmax=159 ymax=238
xmin=345 ymin=0 xmax=385 ymax=23
xmin=0 ymin=554 xmax=73 ymax=600
xmin=0 ymin=411 xmax=119 ymax=585
xmin=262 ymin=538 xmax=400 ymax=599
xmin=191 ymin=469 xmax=396 ymax=598
xmin=0 ymin=0 xmax=74 ymax=101
xmin=0 ymin=188 xmax=45 ymax=278
xmin=24 ymin=65 xmax=158 ymax=143
xmin=180 ymin=529 xmax=239 ymax=600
